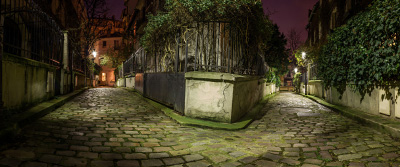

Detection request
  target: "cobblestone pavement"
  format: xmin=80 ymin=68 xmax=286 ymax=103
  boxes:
xmin=1 ymin=89 xmax=400 ymax=167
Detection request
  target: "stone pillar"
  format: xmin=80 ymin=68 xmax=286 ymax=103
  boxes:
xmin=59 ymin=31 xmax=68 ymax=95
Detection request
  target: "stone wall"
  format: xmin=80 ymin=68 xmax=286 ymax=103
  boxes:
xmin=2 ymin=54 xmax=56 ymax=111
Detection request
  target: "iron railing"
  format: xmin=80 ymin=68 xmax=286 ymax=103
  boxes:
xmin=1 ymin=0 xmax=64 ymax=67
xmin=121 ymin=21 xmax=265 ymax=76
xmin=309 ymin=64 xmax=320 ymax=80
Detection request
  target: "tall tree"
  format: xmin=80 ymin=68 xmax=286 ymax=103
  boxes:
xmin=264 ymin=24 xmax=289 ymax=75
xmin=287 ymin=28 xmax=302 ymax=56
xmin=82 ymin=0 xmax=110 ymax=54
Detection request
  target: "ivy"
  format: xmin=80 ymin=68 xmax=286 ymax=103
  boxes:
xmin=318 ymin=0 xmax=400 ymax=98
xmin=140 ymin=0 xmax=274 ymax=62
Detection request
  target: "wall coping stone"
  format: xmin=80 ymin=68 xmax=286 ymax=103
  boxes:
xmin=3 ymin=53 xmax=57 ymax=70
xmin=185 ymin=72 xmax=261 ymax=82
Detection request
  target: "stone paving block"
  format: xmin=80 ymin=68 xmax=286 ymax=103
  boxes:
xmin=338 ymin=153 xmax=362 ymax=161
xmin=61 ymin=157 xmax=87 ymax=167
xmin=101 ymin=153 xmax=123 ymax=160
xmin=280 ymin=158 xmax=300 ymax=165
xmin=162 ymin=157 xmax=185 ymax=165
xmin=39 ymin=154 xmax=62 ymax=164
xmin=154 ymin=147 xmax=172 ymax=152
xmin=186 ymin=160 xmax=211 ymax=167
xmin=91 ymin=160 xmax=114 ymax=167
xmin=348 ymin=162 xmax=365 ymax=167
xmin=124 ymin=153 xmax=147 ymax=159
xmin=220 ymin=161 xmax=241 ymax=167
xmin=117 ymin=160 xmax=140 ymax=167
xmin=149 ymin=152 xmax=170 ymax=158
xmin=141 ymin=159 xmax=164 ymax=167
xmin=254 ymin=160 xmax=278 ymax=167
xmin=1 ymin=150 xmax=35 ymax=160
xmin=326 ymin=161 xmax=343 ymax=167
xmin=239 ymin=156 xmax=258 ymax=163
xmin=183 ymin=154 xmax=204 ymax=162
xmin=92 ymin=146 xmax=111 ymax=152
xmin=170 ymin=150 xmax=190 ymax=156
xmin=262 ymin=153 xmax=282 ymax=161
xmin=77 ymin=152 xmax=98 ymax=159
xmin=135 ymin=147 xmax=153 ymax=153
xmin=301 ymin=164 xmax=320 ymax=167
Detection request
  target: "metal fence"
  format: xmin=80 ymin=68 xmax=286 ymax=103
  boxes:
xmin=309 ymin=64 xmax=320 ymax=80
xmin=121 ymin=21 xmax=265 ymax=76
xmin=1 ymin=0 xmax=64 ymax=66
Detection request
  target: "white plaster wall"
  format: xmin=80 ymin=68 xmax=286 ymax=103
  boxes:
xmin=185 ymin=80 xmax=234 ymax=122
xmin=126 ymin=77 xmax=135 ymax=88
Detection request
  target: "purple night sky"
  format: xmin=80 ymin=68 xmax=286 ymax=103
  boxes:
xmin=261 ymin=0 xmax=319 ymax=43
xmin=106 ymin=0 xmax=319 ymax=42
xmin=106 ymin=0 xmax=125 ymax=19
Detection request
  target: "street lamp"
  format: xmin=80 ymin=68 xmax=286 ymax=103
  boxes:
xmin=92 ymin=50 xmax=97 ymax=58
xmin=302 ymin=52 xmax=308 ymax=95
xmin=91 ymin=50 xmax=97 ymax=87
xmin=294 ymin=68 xmax=298 ymax=73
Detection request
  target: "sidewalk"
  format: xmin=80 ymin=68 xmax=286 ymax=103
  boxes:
xmin=0 ymin=88 xmax=88 ymax=143
xmin=304 ymin=94 xmax=400 ymax=139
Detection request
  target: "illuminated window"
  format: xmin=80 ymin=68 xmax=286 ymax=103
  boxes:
xmin=102 ymin=73 xmax=106 ymax=81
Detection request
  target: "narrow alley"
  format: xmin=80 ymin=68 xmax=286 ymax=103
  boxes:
xmin=0 ymin=88 xmax=399 ymax=167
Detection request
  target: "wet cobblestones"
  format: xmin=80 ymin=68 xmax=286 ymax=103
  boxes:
xmin=1 ymin=89 xmax=400 ymax=166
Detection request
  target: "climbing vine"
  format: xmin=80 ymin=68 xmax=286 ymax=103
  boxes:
xmin=140 ymin=0 xmax=275 ymax=70
xmin=318 ymin=0 xmax=400 ymax=97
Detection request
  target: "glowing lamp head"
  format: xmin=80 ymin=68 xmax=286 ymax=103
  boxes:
xmin=92 ymin=50 xmax=97 ymax=58
xmin=302 ymin=52 xmax=306 ymax=59
xmin=294 ymin=68 xmax=298 ymax=73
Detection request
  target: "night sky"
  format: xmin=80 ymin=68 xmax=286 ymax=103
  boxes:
xmin=262 ymin=0 xmax=319 ymax=43
xmin=106 ymin=0 xmax=124 ymax=19
xmin=106 ymin=0 xmax=319 ymax=42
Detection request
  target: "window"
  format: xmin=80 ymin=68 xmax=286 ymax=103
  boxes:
xmin=103 ymin=41 xmax=107 ymax=48
xmin=102 ymin=73 xmax=106 ymax=81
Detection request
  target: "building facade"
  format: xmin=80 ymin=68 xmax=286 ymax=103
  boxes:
xmin=92 ymin=18 xmax=124 ymax=87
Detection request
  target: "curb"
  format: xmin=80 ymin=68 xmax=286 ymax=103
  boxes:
xmin=0 ymin=88 xmax=88 ymax=143
xmin=302 ymin=94 xmax=400 ymax=139
xmin=123 ymin=88 xmax=277 ymax=130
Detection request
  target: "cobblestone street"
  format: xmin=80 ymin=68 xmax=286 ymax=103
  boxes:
xmin=1 ymin=88 xmax=400 ymax=167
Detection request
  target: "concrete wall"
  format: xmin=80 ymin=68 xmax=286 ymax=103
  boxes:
xmin=308 ymin=80 xmax=324 ymax=99
xmin=307 ymin=80 xmax=400 ymax=119
xmin=185 ymin=72 xmax=277 ymax=123
xmin=2 ymin=54 xmax=56 ymax=111
xmin=125 ymin=76 xmax=135 ymax=88
xmin=116 ymin=78 xmax=125 ymax=87
xmin=74 ymin=73 xmax=86 ymax=90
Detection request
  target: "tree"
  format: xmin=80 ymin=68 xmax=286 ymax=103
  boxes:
xmin=264 ymin=24 xmax=289 ymax=76
xmin=287 ymin=28 xmax=302 ymax=56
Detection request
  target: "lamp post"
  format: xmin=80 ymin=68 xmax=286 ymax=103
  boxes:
xmin=302 ymin=52 xmax=307 ymax=95
xmin=92 ymin=50 xmax=97 ymax=87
